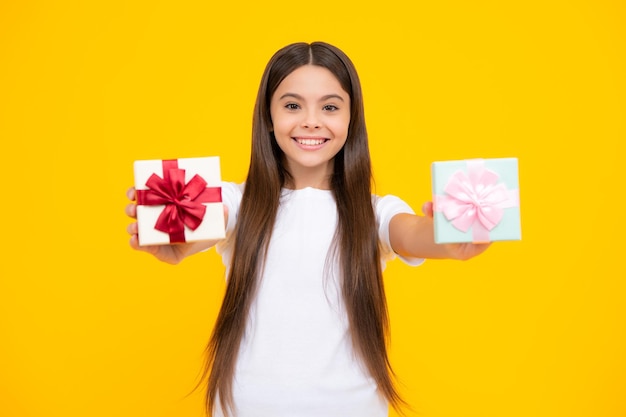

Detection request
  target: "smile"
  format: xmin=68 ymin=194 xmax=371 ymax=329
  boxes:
xmin=293 ymin=137 xmax=328 ymax=146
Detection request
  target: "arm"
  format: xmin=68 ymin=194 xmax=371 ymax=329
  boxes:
xmin=388 ymin=202 xmax=490 ymax=261
xmin=125 ymin=187 xmax=228 ymax=265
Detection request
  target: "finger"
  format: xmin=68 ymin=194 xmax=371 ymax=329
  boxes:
xmin=129 ymin=234 xmax=156 ymax=255
xmin=125 ymin=203 xmax=137 ymax=218
xmin=421 ymin=201 xmax=434 ymax=218
xmin=129 ymin=234 xmax=141 ymax=250
xmin=477 ymin=242 xmax=492 ymax=251
xmin=127 ymin=186 xmax=136 ymax=201
xmin=126 ymin=222 xmax=138 ymax=235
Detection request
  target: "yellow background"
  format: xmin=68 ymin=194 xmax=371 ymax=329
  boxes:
xmin=1 ymin=1 xmax=625 ymax=416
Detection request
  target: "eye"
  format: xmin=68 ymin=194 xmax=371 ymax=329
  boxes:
xmin=323 ymin=104 xmax=339 ymax=112
xmin=285 ymin=103 xmax=300 ymax=110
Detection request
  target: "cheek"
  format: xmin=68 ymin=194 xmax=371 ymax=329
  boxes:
xmin=271 ymin=114 xmax=294 ymax=135
xmin=334 ymin=117 xmax=351 ymax=139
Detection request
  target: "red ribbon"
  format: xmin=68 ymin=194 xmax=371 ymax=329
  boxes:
xmin=136 ymin=160 xmax=222 ymax=243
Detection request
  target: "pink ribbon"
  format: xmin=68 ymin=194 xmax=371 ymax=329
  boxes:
xmin=434 ymin=159 xmax=519 ymax=242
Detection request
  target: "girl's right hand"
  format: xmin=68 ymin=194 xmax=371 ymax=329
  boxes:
xmin=125 ymin=187 xmax=223 ymax=264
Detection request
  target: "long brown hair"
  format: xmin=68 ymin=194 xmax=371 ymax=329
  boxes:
xmin=202 ymin=41 xmax=405 ymax=416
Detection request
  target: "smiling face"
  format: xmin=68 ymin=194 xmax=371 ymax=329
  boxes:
xmin=269 ymin=64 xmax=351 ymax=189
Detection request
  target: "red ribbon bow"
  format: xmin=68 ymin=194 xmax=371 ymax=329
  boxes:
xmin=136 ymin=160 xmax=222 ymax=243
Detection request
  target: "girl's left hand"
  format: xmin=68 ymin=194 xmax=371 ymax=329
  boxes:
xmin=422 ymin=202 xmax=492 ymax=261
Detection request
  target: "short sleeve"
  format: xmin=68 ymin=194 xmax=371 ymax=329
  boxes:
xmin=374 ymin=194 xmax=425 ymax=268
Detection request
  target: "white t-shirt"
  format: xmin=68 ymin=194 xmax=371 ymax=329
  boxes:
xmin=214 ymin=183 xmax=423 ymax=417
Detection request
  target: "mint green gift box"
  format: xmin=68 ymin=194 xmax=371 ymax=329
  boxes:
xmin=431 ymin=158 xmax=521 ymax=244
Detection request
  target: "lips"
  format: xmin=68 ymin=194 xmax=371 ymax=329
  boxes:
xmin=293 ymin=137 xmax=328 ymax=146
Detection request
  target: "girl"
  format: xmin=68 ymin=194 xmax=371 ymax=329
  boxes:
xmin=125 ymin=42 xmax=489 ymax=417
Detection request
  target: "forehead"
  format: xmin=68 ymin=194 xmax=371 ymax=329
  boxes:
xmin=273 ymin=65 xmax=349 ymax=98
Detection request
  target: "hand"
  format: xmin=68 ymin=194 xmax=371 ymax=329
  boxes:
xmin=125 ymin=187 xmax=224 ymax=264
xmin=421 ymin=201 xmax=491 ymax=261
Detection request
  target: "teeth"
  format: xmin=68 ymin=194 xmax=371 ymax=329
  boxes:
xmin=297 ymin=138 xmax=325 ymax=145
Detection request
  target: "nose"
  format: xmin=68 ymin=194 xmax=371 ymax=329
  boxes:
xmin=302 ymin=110 xmax=321 ymax=129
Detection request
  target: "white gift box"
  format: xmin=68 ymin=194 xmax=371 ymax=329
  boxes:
xmin=133 ymin=156 xmax=226 ymax=246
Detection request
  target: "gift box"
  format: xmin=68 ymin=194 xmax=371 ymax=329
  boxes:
xmin=133 ymin=157 xmax=226 ymax=246
xmin=431 ymin=157 xmax=521 ymax=244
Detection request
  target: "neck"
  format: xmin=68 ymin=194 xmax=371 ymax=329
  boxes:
xmin=284 ymin=162 xmax=334 ymax=190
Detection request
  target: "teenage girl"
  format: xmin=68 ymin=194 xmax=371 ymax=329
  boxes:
xmin=125 ymin=41 xmax=489 ymax=417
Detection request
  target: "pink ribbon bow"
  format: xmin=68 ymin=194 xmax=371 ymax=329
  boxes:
xmin=434 ymin=159 xmax=519 ymax=242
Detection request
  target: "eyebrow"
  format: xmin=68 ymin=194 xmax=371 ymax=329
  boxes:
xmin=278 ymin=93 xmax=345 ymax=102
